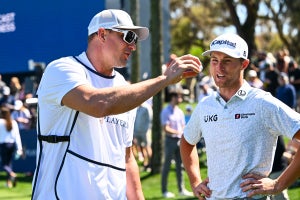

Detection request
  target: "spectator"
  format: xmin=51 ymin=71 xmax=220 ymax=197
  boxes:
xmin=185 ymin=76 xmax=197 ymax=103
xmin=273 ymin=71 xmax=298 ymax=200
xmin=163 ymin=54 xmax=185 ymax=102
xmin=269 ymin=136 xmax=290 ymax=200
xmin=184 ymin=105 xmax=193 ymax=123
xmin=283 ymin=139 xmax=300 ymax=165
xmin=0 ymin=106 xmax=23 ymax=188
xmin=9 ymin=77 xmax=21 ymax=102
xmin=198 ymin=73 xmax=218 ymax=91
xmin=0 ymin=86 xmax=14 ymax=110
xmin=160 ymin=92 xmax=193 ymax=198
xmin=18 ymin=82 xmax=29 ymax=102
xmin=133 ymin=101 xmax=153 ymax=171
xmin=0 ymin=74 xmax=7 ymax=100
xmin=11 ymin=100 xmax=32 ymax=131
xmin=274 ymin=71 xmax=298 ymax=199
xmin=246 ymin=69 xmax=263 ymax=89
xmin=198 ymin=82 xmax=214 ymax=102
xmin=288 ymin=60 xmax=300 ymax=112
xmin=276 ymin=72 xmax=297 ymax=109
xmin=276 ymin=49 xmax=291 ymax=74
xmin=264 ymin=62 xmax=280 ymax=96
xmin=250 ymin=51 xmax=271 ymax=82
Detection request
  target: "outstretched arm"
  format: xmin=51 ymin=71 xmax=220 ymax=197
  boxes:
xmin=62 ymin=54 xmax=202 ymax=118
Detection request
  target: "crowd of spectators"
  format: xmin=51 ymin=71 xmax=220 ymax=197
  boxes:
xmin=1 ymin=49 xmax=300 ymax=137
xmin=174 ymin=49 xmax=300 ymax=114
xmin=0 ymin=73 xmax=40 ymax=188
xmin=247 ymin=49 xmax=300 ymax=111
xmin=0 ymin=49 xmax=299 ymax=191
xmin=0 ymin=73 xmax=39 ymax=132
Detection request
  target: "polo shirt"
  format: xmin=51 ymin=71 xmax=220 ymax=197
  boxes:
xmin=161 ymin=104 xmax=185 ymax=138
xmin=184 ymin=81 xmax=300 ymax=199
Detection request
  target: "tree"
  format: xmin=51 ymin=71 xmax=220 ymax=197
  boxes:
xmin=170 ymin=0 xmax=300 ymax=63
xmin=260 ymin=0 xmax=300 ymax=61
xmin=170 ymin=0 xmax=225 ymax=56
xmin=170 ymin=0 xmax=259 ymax=59
xmin=224 ymin=0 xmax=259 ymax=59
xmin=130 ymin=0 xmax=139 ymax=83
xmin=150 ymin=0 xmax=163 ymax=174
xmin=285 ymin=1 xmax=300 ymax=60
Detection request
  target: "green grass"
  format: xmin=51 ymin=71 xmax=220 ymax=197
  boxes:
xmin=140 ymin=165 xmax=206 ymax=200
xmin=140 ymin=165 xmax=300 ymax=200
xmin=0 ymin=119 xmax=299 ymax=200
xmin=1 ymin=160 xmax=299 ymax=200
xmin=0 ymin=173 xmax=32 ymax=199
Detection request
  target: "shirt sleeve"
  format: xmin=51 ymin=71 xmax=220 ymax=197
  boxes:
xmin=261 ymin=92 xmax=300 ymax=139
xmin=37 ymin=57 xmax=89 ymax=106
xmin=183 ymin=103 xmax=203 ymax=145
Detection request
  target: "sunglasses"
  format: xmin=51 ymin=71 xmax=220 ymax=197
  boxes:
xmin=109 ymin=28 xmax=138 ymax=44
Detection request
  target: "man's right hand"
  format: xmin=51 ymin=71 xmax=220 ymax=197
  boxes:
xmin=193 ymin=177 xmax=211 ymax=199
xmin=163 ymin=54 xmax=202 ymax=85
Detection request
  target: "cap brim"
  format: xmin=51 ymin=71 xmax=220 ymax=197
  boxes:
xmin=202 ymin=49 xmax=240 ymax=58
xmin=115 ymin=26 xmax=149 ymax=41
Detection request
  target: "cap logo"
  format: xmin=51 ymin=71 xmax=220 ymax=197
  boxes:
xmin=211 ymin=39 xmax=236 ymax=49
xmin=237 ymin=90 xmax=246 ymax=96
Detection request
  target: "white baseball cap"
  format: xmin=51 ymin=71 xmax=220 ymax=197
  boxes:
xmin=247 ymin=70 xmax=257 ymax=77
xmin=202 ymin=33 xmax=248 ymax=59
xmin=2 ymin=86 xmax=10 ymax=95
xmin=88 ymin=9 xmax=149 ymax=41
xmin=14 ymin=100 xmax=23 ymax=110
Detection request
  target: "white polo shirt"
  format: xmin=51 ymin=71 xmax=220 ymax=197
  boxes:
xmin=32 ymin=52 xmax=136 ymax=200
xmin=184 ymin=81 xmax=300 ymax=199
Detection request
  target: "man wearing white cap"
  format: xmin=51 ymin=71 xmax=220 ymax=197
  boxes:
xmin=180 ymin=33 xmax=300 ymax=200
xmin=31 ymin=9 xmax=202 ymax=200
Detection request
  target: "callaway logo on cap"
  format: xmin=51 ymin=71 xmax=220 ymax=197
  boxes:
xmin=202 ymin=33 xmax=248 ymax=59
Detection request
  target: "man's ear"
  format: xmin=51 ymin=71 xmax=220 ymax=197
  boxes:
xmin=241 ymin=59 xmax=250 ymax=70
xmin=97 ymin=28 xmax=106 ymax=41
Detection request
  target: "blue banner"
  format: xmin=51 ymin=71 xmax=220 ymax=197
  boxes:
xmin=13 ymin=129 xmax=37 ymax=173
xmin=0 ymin=0 xmax=105 ymax=74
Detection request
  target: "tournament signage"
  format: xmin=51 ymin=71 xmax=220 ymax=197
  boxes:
xmin=0 ymin=0 xmax=105 ymax=74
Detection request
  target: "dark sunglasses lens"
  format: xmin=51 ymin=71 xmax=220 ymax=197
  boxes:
xmin=124 ymin=31 xmax=137 ymax=44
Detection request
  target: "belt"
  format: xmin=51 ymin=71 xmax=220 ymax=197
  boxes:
xmin=165 ymin=134 xmax=180 ymax=139
xmin=38 ymin=135 xmax=70 ymax=143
